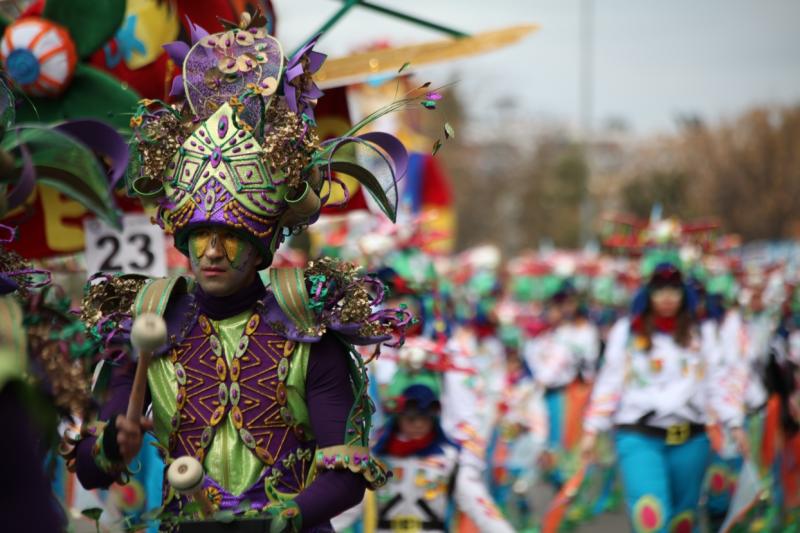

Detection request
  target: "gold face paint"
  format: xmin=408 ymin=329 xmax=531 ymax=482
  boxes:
xmin=188 ymin=228 xmax=250 ymax=267
xmin=221 ymin=234 xmax=246 ymax=267
xmin=189 ymin=229 xmax=212 ymax=259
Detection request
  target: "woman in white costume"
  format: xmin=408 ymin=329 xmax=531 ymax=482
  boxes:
xmin=581 ymin=262 xmax=746 ymax=533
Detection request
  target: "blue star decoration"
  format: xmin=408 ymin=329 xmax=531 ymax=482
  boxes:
xmin=103 ymin=14 xmax=146 ymax=69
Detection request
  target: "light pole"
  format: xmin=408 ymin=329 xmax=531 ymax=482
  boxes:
xmin=578 ymin=0 xmax=595 ymax=245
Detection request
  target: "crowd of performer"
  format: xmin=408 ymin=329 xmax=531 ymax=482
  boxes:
xmin=306 ymin=214 xmax=800 ymax=533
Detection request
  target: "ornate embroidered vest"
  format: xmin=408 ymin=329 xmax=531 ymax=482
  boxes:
xmin=155 ymin=305 xmax=316 ymax=503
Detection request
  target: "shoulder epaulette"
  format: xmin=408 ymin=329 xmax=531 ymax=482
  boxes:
xmin=133 ymin=276 xmax=192 ymax=318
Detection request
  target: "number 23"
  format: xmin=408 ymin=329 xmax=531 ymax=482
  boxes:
xmin=98 ymin=233 xmax=155 ymax=271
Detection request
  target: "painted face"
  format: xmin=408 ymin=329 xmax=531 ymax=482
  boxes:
xmin=188 ymin=227 xmax=260 ymax=297
xmin=650 ymin=286 xmax=684 ymax=318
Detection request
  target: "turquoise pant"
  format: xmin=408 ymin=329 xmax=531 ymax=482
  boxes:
xmin=615 ymin=430 xmax=711 ymax=533
xmin=544 ymin=388 xmax=565 ymax=486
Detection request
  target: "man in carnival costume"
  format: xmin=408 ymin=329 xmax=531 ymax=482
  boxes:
xmin=771 ymin=284 xmax=800 ymax=526
xmin=353 ymin=231 xmax=513 ymax=531
xmin=710 ymin=265 xmax=799 ymax=530
xmin=369 ymin=235 xmax=490 ymax=456
xmin=66 ymin=12 xmax=424 ymax=532
xmin=335 ymin=339 xmax=514 ymax=533
xmin=522 ymin=269 xmax=600 ymax=488
xmin=486 ymin=323 xmax=548 ymax=531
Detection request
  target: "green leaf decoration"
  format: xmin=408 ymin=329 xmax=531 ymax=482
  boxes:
xmin=43 ymin=0 xmax=126 ymax=59
xmin=444 ymin=122 xmax=455 ymax=139
xmin=80 ymin=507 xmax=103 ymax=521
xmin=398 ymin=62 xmax=411 ymax=73
xmin=1 ymin=126 xmax=122 ymax=229
xmin=14 ymin=64 xmax=140 ymax=130
xmin=330 ymin=161 xmax=397 ymax=222
xmin=432 ymin=139 xmax=443 ymax=155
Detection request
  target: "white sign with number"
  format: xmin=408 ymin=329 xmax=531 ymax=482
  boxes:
xmin=84 ymin=214 xmax=167 ymax=277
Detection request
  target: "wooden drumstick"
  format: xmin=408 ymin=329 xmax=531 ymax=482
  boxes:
xmin=126 ymin=313 xmax=167 ymax=423
xmin=167 ymin=456 xmax=214 ymax=518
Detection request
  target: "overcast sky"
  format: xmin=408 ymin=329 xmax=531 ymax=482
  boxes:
xmin=276 ymin=0 xmax=800 ymax=136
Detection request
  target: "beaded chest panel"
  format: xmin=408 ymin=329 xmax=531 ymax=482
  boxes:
xmin=167 ymin=310 xmax=313 ymax=493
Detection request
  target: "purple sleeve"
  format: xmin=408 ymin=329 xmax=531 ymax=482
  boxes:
xmin=0 ymin=386 xmax=64 ymax=531
xmin=294 ymin=334 xmax=367 ymax=528
xmin=75 ymin=359 xmax=141 ymax=489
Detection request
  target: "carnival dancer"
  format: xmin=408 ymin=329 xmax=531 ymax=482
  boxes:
xmin=714 ymin=274 xmax=800 ymax=530
xmin=65 ymin=13 xmax=426 ymax=532
xmin=367 ymin=229 xmax=490 ymax=461
xmin=335 ymin=339 xmax=515 ymax=533
xmin=729 ymin=267 xmax=781 ymax=423
xmin=0 ymin=3 xmax=174 ymax=522
xmin=523 ymin=277 xmax=599 ymax=487
xmin=487 ymin=325 xmax=548 ymax=531
xmin=581 ymin=261 xmax=746 ymax=533
xmin=770 ymin=285 xmax=800 ymax=527
xmin=448 ymin=245 xmax=507 ymax=442
xmin=696 ymin=267 xmax=746 ymax=531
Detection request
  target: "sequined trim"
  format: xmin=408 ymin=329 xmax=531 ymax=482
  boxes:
xmin=314 ymin=445 xmax=390 ymax=490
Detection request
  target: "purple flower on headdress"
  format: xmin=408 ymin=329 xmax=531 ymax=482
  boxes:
xmin=283 ymin=34 xmax=326 ymax=122
xmin=163 ymin=17 xmax=210 ymax=98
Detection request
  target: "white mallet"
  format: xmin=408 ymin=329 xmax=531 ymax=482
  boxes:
xmin=167 ymin=456 xmax=214 ymax=517
xmin=126 ymin=313 xmax=167 ymax=424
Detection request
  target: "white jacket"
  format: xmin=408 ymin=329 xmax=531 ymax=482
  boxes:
xmin=332 ymin=443 xmax=514 ymax=533
xmin=584 ymin=317 xmax=744 ymax=433
xmin=719 ymin=310 xmax=776 ymax=411
xmin=523 ymin=320 xmax=600 ymax=389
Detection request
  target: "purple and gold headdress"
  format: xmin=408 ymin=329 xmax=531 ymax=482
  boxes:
xmin=126 ymin=14 xmax=418 ymax=268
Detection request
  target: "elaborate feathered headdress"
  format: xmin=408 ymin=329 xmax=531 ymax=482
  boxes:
xmin=126 ymin=13 xmax=430 ymax=268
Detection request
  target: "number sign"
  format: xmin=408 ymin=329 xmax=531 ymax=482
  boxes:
xmin=84 ymin=214 xmax=167 ymax=277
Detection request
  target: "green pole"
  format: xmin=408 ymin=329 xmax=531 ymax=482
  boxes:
xmin=292 ymin=0 xmax=469 ymax=57
xmin=355 ymin=1 xmax=468 ymax=38
xmin=291 ymin=0 xmax=360 ymax=56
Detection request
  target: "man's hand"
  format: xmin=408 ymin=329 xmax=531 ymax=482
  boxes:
xmin=115 ymin=415 xmax=153 ymax=464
